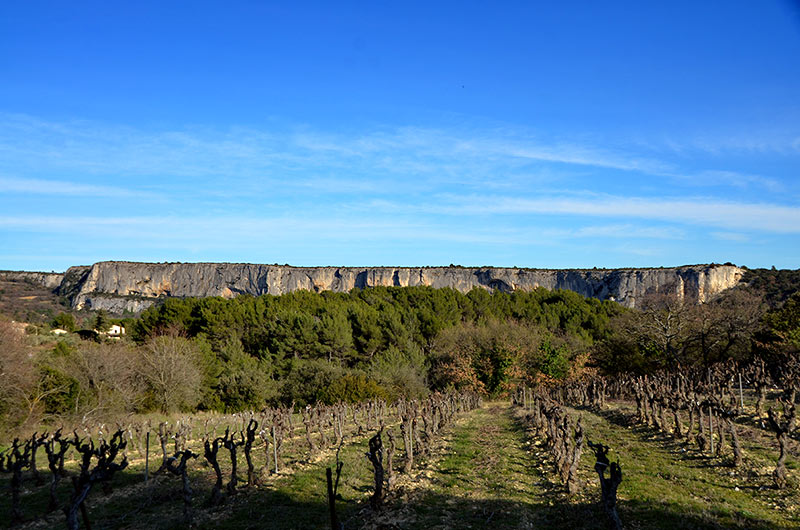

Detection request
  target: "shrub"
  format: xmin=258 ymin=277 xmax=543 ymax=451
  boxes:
xmin=52 ymin=340 xmax=76 ymax=357
xmin=213 ymin=338 xmax=277 ymax=412
xmin=279 ymin=358 xmax=346 ymax=406
xmin=51 ymin=312 xmax=76 ymax=332
xmin=38 ymin=366 xmax=79 ymax=415
xmin=320 ymin=373 xmax=388 ymax=404
xmin=369 ymin=345 xmax=429 ymax=399
xmin=538 ymin=339 xmax=571 ymax=380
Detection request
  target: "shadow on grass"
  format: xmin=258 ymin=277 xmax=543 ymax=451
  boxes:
xmin=2 ymin=465 xmax=793 ymax=530
xmin=0 ymin=467 xmax=347 ymax=530
xmin=363 ymin=491 xmax=791 ymax=530
xmin=0 ymin=464 xmax=155 ymax=530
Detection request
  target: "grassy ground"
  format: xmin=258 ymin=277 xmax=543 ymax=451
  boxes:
xmin=3 ymin=400 xmax=799 ymax=529
xmin=366 ymin=403 xmax=605 ymax=529
xmin=567 ymin=402 xmax=799 ymax=529
xmin=363 ymin=401 xmax=799 ymax=529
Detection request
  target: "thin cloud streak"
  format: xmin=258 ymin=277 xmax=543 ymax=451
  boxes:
xmin=0 ymin=215 xmax=528 ymax=246
xmin=0 ymin=176 xmax=157 ymax=198
xmin=392 ymin=194 xmax=800 ymax=234
xmin=662 ymin=169 xmax=786 ymax=193
xmin=0 ymin=214 xmax=690 ymax=252
xmin=1 ymin=113 xmax=788 ymax=197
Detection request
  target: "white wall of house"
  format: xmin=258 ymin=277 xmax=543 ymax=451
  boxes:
xmin=107 ymin=324 xmax=125 ymax=336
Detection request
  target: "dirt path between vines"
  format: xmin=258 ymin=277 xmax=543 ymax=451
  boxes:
xmin=363 ymin=402 xmax=599 ymax=529
xmin=362 ymin=401 xmax=799 ymax=530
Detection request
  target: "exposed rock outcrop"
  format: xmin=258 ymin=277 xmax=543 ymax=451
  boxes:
xmin=47 ymin=261 xmax=744 ymax=313
xmin=54 ymin=266 xmax=91 ymax=301
xmin=0 ymin=270 xmax=64 ymax=289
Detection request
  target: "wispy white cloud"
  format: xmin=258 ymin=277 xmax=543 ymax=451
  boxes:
xmin=569 ymin=224 xmax=686 ymax=240
xmin=664 ymin=169 xmax=785 ymax=193
xmin=379 ymin=193 xmax=800 ymax=234
xmin=3 ymin=112 xmax=789 ymax=198
xmin=0 ymin=176 xmax=157 ymax=198
xmin=711 ymin=232 xmax=750 ymax=242
xmin=0 ymin=215 xmax=528 ymax=246
xmin=662 ymin=130 xmax=800 ymax=157
xmin=1 ymin=113 xmax=796 ymax=256
xmin=0 ymin=215 xmax=691 ymax=256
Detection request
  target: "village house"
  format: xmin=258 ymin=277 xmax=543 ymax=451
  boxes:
xmin=106 ymin=324 xmax=125 ymax=338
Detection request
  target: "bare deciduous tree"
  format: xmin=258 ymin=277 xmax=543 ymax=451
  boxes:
xmin=0 ymin=320 xmax=39 ymax=430
xmin=138 ymin=336 xmax=203 ymax=413
xmin=51 ymin=341 xmax=146 ymax=420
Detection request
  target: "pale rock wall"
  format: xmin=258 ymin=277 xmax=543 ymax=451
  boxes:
xmin=63 ymin=261 xmax=745 ymax=312
xmin=0 ymin=270 xmax=65 ymax=289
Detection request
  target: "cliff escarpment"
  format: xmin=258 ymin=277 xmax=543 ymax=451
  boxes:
xmin=0 ymin=270 xmax=65 ymax=290
xmin=51 ymin=261 xmax=744 ymax=313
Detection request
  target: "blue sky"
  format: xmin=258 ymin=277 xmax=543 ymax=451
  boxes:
xmin=1 ymin=1 xmax=799 ymax=272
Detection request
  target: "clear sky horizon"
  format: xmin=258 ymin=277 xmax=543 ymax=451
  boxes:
xmin=1 ymin=1 xmax=799 ymax=272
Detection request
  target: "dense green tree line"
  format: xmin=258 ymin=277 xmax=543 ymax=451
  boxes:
xmin=132 ymin=285 xmax=619 ymax=354
xmin=123 ymin=286 xmax=621 ymax=406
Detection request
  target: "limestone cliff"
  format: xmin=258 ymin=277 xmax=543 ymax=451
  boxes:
xmin=0 ymin=270 xmax=64 ymax=290
xmin=56 ymin=261 xmax=744 ymax=313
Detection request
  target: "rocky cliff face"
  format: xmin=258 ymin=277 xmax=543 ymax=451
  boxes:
xmin=55 ymin=261 xmax=744 ymax=313
xmin=0 ymin=270 xmax=65 ymax=289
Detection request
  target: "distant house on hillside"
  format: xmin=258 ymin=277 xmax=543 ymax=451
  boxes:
xmin=106 ymin=324 xmax=125 ymax=338
xmin=78 ymin=324 xmax=126 ymax=341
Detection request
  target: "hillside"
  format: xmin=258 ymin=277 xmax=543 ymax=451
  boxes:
xmin=0 ymin=277 xmax=68 ymax=325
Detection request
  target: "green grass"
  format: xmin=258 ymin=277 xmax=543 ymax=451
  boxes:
xmin=363 ymin=401 xmax=799 ymax=529
xmin=565 ymin=402 xmax=800 ymax=530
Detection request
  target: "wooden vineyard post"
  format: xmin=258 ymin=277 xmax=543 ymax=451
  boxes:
xmin=145 ymin=431 xmax=150 ymax=483
xmin=272 ymin=425 xmax=279 ymax=474
xmin=708 ymin=406 xmax=715 ymax=456
xmin=739 ymin=373 xmax=744 ymax=410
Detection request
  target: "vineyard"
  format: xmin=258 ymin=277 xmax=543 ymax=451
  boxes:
xmin=0 ymin=392 xmax=483 ymax=529
xmin=509 ymin=358 xmax=800 ymax=529
xmin=1 ymin=358 xmax=799 ymax=529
